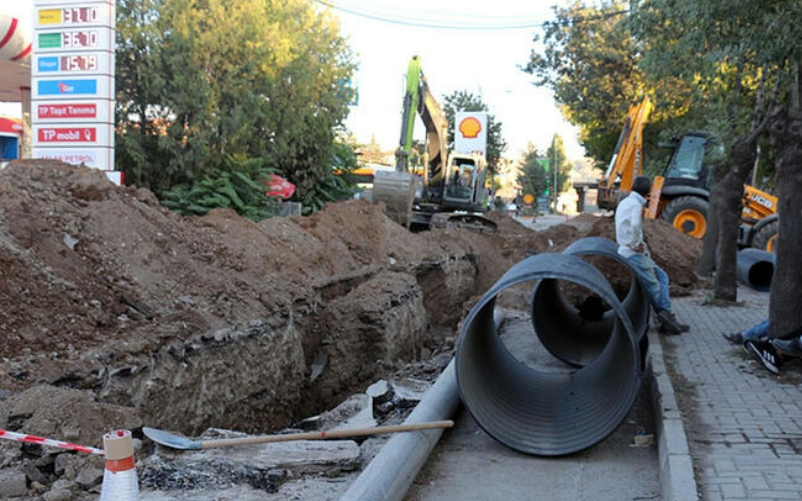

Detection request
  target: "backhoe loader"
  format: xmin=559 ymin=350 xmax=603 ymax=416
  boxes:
xmin=599 ymin=96 xmax=779 ymax=251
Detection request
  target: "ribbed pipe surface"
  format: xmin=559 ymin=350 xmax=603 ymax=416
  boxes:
xmin=737 ymin=248 xmax=775 ymax=291
xmin=532 ymin=236 xmax=650 ymax=367
xmin=455 ymin=253 xmax=641 ymax=456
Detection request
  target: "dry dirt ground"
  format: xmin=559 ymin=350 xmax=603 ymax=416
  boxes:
xmin=0 ymin=160 xmax=702 ymax=499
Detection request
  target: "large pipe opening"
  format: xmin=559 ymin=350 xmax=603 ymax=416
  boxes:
xmin=532 ymin=237 xmax=650 ymax=367
xmin=737 ymin=248 xmax=775 ymax=291
xmin=455 ymin=253 xmax=643 ymax=456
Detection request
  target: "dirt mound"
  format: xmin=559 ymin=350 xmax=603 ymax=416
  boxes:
xmin=0 ymin=160 xmax=700 ymax=445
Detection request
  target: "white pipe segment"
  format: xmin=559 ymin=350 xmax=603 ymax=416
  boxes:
xmin=340 ymin=359 xmax=460 ymax=501
xmin=0 ymin=13 xmax=31 ymax=62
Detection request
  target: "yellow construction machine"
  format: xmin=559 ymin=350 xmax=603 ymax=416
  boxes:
xmin=598 ymin=96 xmax=779 ymax=251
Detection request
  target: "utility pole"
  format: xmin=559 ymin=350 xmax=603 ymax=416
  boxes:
xmin=551 ymin=134 xmax=558 ymax=213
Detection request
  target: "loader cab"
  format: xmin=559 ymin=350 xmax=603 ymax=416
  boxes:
xmin=661 ymin=132 xmax=711 ymax=190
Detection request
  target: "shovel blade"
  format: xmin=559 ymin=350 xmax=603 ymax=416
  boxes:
xmin=143 ymin=427 xmax=202 ymax=450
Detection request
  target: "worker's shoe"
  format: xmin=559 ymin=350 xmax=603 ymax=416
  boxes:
xmin=723 ymin=331 xmax=745 ymax=344
xmin=657 ymin=310 xmax=689 ymax=335
xmin=745 ymin=339 xmax=783 ymax=375
xmin=771 ymin=337 xmax=802 ymax=359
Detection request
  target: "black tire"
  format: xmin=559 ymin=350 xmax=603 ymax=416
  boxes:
xmin=660 ymin=196 xmax=709 ymax=239
xmin=752 ymin=220 xmax=779 ymax=252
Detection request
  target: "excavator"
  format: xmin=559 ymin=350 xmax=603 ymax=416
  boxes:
xmin=598 ymin=96 xmax=779 ymax=251
xmin=372 ymin=56 xmax=496 ymax=233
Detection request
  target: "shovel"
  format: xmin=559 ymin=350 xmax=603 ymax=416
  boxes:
xmin=143 ymin=420 xmax=454 ymax=450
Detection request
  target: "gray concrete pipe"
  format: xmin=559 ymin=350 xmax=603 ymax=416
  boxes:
xmin=737 ymin=248 xmax=775 ymax=291
xmin=455 ymin=252 xmax=641 ymax=456
xmin=531 ymin=236 xmax=650 ymax=367
xmin=339 ymin=359 xmax=460 ymax=501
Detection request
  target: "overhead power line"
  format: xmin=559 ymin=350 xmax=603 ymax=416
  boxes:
xmin=313 ymin=0 xmax=629 ymax=31
xmin=311 ymin=0 xmax=552 ymax=30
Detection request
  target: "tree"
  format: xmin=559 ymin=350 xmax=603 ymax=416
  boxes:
xmin=523 ymin=1 xmax=648 ymax=168
xmin=631 ymin=0 xmax=802 ymax=334
xmin=518 ymin=145 xmax=549 ymax=200
xmin=545 ymin=134 xmax=571 ymax=212
xmin=115 ymin=0 xmax=357 ymax=209
xmin=442 ymin=91 xmax=507 ymax=175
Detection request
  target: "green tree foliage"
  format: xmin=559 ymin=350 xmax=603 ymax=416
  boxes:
xmin=442 ymin=91 xmax=507 ymax=174
xmin=301 ymin=138 xmax=362 ymax=214
xmin=631 ymin=0 xmax=802 ymax=328
xmin=115 ymin=0 xmax=357 ymax=209
xmin=546 ymin=134 xmax=571 ymax=196
xmin=523 ymin=1 xmax=647 ymax=167
xmin=518 ymin=145 xmax=549 ymax=198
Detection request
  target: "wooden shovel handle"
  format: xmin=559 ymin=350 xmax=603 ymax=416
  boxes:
xmin=201 ymin=420 xmax=454 ymax=449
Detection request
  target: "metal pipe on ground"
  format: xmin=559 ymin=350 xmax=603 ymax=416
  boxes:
xmin=531 ymin=236 xmax=650 ymax=367
xmin=456 ymin=253 xmax=642 ymax=456
xmin=737 ymin=248 xmax=775 ymax=291
xmin=339 ymin=359 xmax=460 ymax=501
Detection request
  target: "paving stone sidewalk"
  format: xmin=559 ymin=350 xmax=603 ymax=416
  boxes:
xmin=665 ymin=286 xmax=802 ymax=501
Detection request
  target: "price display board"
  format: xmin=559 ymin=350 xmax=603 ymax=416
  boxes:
xmin=32 ymin=1 xmax=117 ymax=179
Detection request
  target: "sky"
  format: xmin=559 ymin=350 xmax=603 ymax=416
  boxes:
xmin=0 ymin=0 xmax=585 ymax=160
xmin=327 ymin=0 xmax=585 ymax=160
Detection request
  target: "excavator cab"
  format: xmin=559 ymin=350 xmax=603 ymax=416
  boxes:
xmin=442 ymin=153 xmax=487 ymax=210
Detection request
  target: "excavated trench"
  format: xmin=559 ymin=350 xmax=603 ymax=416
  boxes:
xmin=94 ymin=253 xmax=479 ymax=437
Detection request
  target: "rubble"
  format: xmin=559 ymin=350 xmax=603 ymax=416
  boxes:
xmin=0 ymin=160 xmax=702 ymax=498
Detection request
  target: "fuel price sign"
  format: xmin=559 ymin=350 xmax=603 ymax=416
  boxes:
xmin=61 ymin=53 xmax=98 ymax=72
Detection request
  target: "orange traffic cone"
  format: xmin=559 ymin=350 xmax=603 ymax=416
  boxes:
xmin=99 ymin=429 xmax=140 ymax=500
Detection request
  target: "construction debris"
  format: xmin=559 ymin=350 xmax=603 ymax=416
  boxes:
xmin=0 ymin=160 xmax=702 ymax=499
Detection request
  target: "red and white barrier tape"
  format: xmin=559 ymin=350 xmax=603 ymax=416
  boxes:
xmin=0 ymin=428 xmax=104 ymax=455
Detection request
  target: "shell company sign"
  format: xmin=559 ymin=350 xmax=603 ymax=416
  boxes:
xmin=31 ymin=0 xmax=118 ymax=184
xmin=454 ymin=111 xmax=488 ymax=156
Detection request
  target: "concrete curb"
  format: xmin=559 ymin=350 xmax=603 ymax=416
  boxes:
xmin=646 ymin=329 xmax=700 ymax=501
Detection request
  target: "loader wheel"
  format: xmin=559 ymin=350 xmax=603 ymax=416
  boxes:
xmin=661 ymin=196 xmax=708 ymax=239
xmin=752 ymin=220 xmax=779 ymax=252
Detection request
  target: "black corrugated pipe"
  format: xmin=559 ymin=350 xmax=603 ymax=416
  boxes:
xmin=737 ymin=248 xmax=775 ymax=291
xmin=531 ymin=236 xmax=650 ymax=367
xmin=455 ymin=253 xmax=642 ymax=457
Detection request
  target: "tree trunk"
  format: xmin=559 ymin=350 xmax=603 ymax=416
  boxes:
xmin=697 ymin=184 xmax=721 ymax=276
xmin=713 ymin=139 xmax=756 ymax=301
xmin=767 ymin=108 xmax=802 ymax=336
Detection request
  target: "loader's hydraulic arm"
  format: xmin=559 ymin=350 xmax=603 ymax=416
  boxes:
xmin=598 ymin=97 xmax=652 ymax=210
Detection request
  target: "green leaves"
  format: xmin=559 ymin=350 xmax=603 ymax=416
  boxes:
xmin=160 ymin=156 xmax=275 ymax=221
xmin=115 ymin=0 xmax=357 ymax=214
xmin=523 ymin=2 xmax=646 ymax=166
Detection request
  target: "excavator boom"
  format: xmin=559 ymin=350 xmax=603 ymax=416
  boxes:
xmin=376 ymin=55 xmax=495 ymax=232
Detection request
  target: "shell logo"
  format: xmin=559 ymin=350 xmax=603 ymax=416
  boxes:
xmin=458 ymin=116 xmax=482 ymax=139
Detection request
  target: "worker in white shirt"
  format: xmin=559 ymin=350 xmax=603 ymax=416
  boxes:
xmin=615 ymin=176 xmax=689 ymax=335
